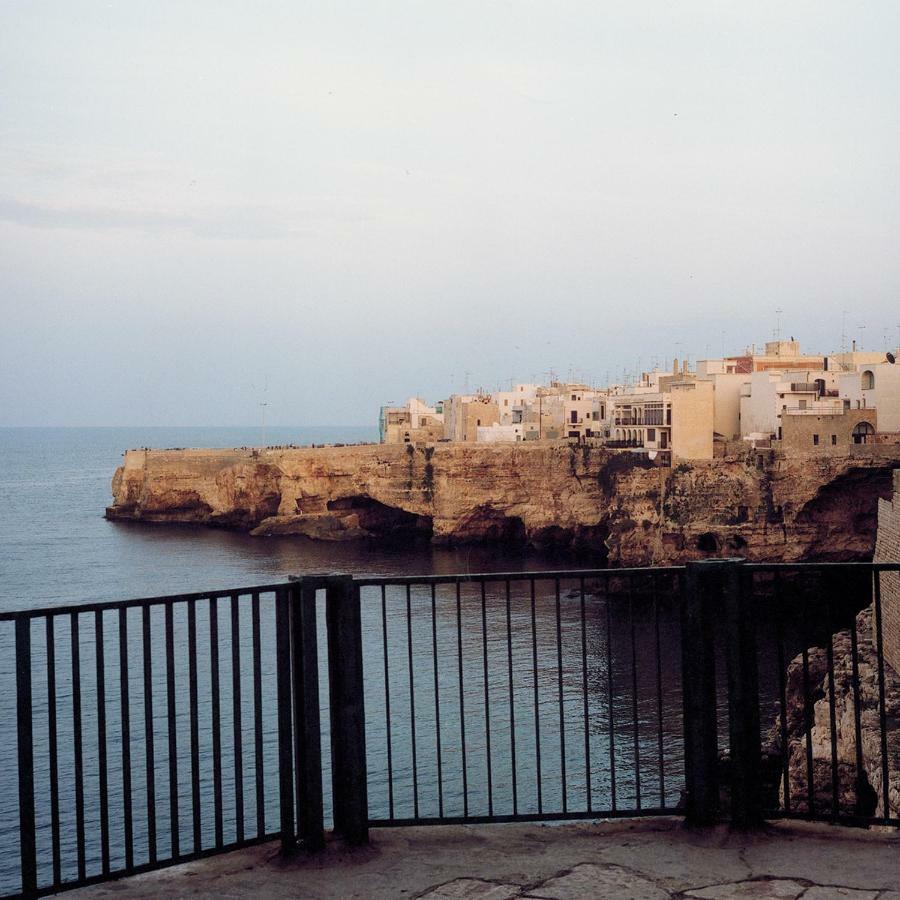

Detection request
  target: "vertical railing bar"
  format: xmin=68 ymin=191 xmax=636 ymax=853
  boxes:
xmin=800 ymin=586 xmax=815 ymax=817
xmin=141 ymin=605 xmax=157 ymax=864
xmin=231 ymin=594 xmax=245 ymax=843
xmin=209 ymin=595 xmax=223 ymax=848
xmin=653 ymin=576 xmax=665 ymax=809
xmin=294 ymin=582 xmax=324 ymax=850
xmin=432 ymin=583 xmax=444 ymax=818
xmin=848 ymin=606 xmax=865 ymax=817
xmin=95 ymin=609 xmax=110 ymax=874
xmin=188 ymin=600 xmax=201 ymax=852
xmin=873 ymin=571 xmax=891 ymax=822
xmin=580 ymin=576 xmax=591 ymax=813
xmin=555 ymin=577 xmax=566 ymax=814
xmin=251 ymin=592 xmax=264 ymax=838
xmin=629 ymin=576 xmax=641 ymax=810
xmin=118 ymin=608 xmax=133 ymax=870
xmin=823 ymin=581 xmax=839 ymax=822
xmin=530 ymin=579 xmax=542 ymax=814
xmin=165 ymin=603 xmax=180 ymax=858
xmin=381 ymin=585 xmax=394 ymax=820
xmin=456 ymin=581 xmax=468 ymax=818
xmin=72 ymin=611 xmax=86 ymax=879
xmin=275 ymin=589 xmax=295 ymax=852
xmin=406 ymin=583 xmax=419 ymax=820
xmin=481 ymin=580 xmax=493 ymax=817
xmin=46 ymin=615 xmax=61 ymax=885
xmin=605 ymin=587 xmax=617 ymax=812
xmin=15 ymin=616 xmax=37 ymax=898
xmin=774 ymin=573 xmax=791 ymax=815
xmin=505 ymin=579 xmax=518 ymax=816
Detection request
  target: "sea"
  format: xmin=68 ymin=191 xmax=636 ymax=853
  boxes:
xmin=0 ymin=426 xmax=568 ymax=613
xmin=3 ymin=426 xmax=641 ymax=895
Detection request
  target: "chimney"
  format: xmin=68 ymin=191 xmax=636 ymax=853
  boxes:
xmin=673 ymin=358 xmax=679 ymax=375
xmin=682 ymin=359 xmax=688 ymax=374
xmin=852 ymin=339 xmax=857 ymax=351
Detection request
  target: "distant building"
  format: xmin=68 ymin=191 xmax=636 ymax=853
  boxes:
xmin=443 ymin=393 xmax=500 ymax=442
xmin=380 ymin=398 xmax=444 ymax=444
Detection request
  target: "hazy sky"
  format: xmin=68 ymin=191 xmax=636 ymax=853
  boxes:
xmin=2 ymin=1 xmax=899 ymax=426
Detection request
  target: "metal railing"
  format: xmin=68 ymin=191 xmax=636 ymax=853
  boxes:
xmin=3 ymin=561 xmax=900 ymax=897
xmin=355 ymin=568 xmax=684 ymax=826
xmin=0 ymin=583 xmax=324 ymax=899
xmin=746 ymin=563 xmax=900 ymax=828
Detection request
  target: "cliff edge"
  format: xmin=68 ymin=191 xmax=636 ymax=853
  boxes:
xmin=106 ymin=442 xmax=900 ymax=565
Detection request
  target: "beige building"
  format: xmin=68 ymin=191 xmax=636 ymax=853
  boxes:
xmin=670 ymin=379 xmax=715 ymax=461
xmin=780 ymin=407 xmax=878 ymax=455
xmin=443 ymin=393 xmax=500 ymax=442
xmin=608 ymin=369 xmax=714 ymax=462
xmin=839 ymin=361 xmax=900 ymax=435
xmin=380 ymin=398 xmax=444 ymax=444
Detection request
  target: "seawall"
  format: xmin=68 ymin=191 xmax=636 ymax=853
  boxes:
xmin=106 ymin=442 xmax=900 ymax=565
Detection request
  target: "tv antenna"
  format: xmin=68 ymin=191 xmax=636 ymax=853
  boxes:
xmin=774 ymin=307 xmax=783 ymax=340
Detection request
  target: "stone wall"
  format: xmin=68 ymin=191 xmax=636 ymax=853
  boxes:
xmin=874 ymin=469 xmax=900 ymax=676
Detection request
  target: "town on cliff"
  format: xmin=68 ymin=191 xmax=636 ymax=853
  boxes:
xmin=380 ymin=338 xmax=900 ymax=466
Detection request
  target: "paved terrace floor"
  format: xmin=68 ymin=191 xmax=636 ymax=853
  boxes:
xmin=69 ymin=819 xmax=900 ymax=899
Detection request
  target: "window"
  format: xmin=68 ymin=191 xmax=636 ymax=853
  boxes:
xmin=831 ymin=435 xmax=837 ymax=445
xmin=647 ymin=428 xmax=656 ymax=441
xmin=813 ymin=434 xmax=819 ymax=445
xmin=799 ymin=399 xmax=807 ymax=410
xmin=862 ymin=370 xmax=875 ymax=390
xmin=571 ymin=394 xmax=577 ymax=401
xmin=570 ymin=410 xmax=578 ymax=423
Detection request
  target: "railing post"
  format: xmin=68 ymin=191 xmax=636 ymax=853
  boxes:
xmin=291 ymin=581 xmax=325 ymax=850
xmin=723 ymin=560 xmax=763 ymax=827
xmin=16 ymin=616 xmax=37 ymax=897
xmin=275 ymin=588 xmax=296 ymax=854
xmin=325 ymin=574 xmax=369 ymax=845
xmin=681 ymin=561 xmax=722 ymax=825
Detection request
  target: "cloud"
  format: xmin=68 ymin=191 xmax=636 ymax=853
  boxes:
xmin=0 ymin=196 xmax=331 ymax=240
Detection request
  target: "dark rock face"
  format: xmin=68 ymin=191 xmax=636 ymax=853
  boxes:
xmin=769 ymin=605 xmax=900 ymax=819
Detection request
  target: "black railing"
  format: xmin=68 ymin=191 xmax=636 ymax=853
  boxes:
xmin=0 ymin=583 xmax=327 ymax=899
xmin=355 ymin=568 xmax=684 ymax=826
xmin=3 ymin=561 xmax=900 ymax=898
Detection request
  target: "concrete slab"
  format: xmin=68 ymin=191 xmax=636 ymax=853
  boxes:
xmin=684 ymin=880 xmax=805 ymax=899
xmin=63 ymin=818 xmax=900 ymax=900
xmin=522 ymin=862 xmax=669 ymax=899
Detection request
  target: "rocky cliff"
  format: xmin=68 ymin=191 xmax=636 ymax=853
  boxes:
xmin=106 ymin=442 xmax=900 ymax=565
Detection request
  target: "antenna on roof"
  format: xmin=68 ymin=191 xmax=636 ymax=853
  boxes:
xmin=774 ymin=307 xmax=783 ymax=340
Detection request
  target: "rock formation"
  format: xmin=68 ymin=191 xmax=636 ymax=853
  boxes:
xmin=106 ymin=442 xmax=900 ymax=565
xmin=770 ymin=604 xmax=900 ymax=820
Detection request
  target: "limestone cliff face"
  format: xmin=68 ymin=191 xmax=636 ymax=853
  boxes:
xmin=106 ymin=443 xmax=900 ymax=565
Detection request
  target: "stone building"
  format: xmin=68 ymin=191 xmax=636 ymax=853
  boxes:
xmin=379 ymin=398 xmax=444 ymax=444
xmin=780 ymin=407 xmax=878 ymax=455
xmin=874 ymin=468 xmax=900 ymax=676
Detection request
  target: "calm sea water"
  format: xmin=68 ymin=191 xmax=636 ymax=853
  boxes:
xmin=3 ymin=427 xmax=646 ymax=895
xmin=0 ymin=426 xmax=574 ymax=612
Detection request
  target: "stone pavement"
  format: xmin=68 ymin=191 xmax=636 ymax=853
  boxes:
xmin=69 ymin=819 xmax=900 ymax=899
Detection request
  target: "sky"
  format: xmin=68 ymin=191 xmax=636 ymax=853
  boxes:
xmin=1 ymin=1 xmax=899 ymax=426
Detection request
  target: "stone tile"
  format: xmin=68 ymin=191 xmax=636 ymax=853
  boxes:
xmin=525 ymin=863 xmax=670 ymax=899
xmin=685 ymin=880 xmax=807 ymax=899
xmin=417 ymin=878 xmax=522 ymax=899
xmin=801 ymin=890 xmax=879 ymax=899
